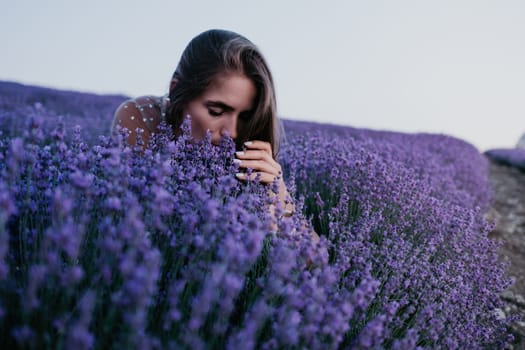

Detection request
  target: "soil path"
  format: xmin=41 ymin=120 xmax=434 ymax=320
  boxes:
xmin=487 ymin=158 xmax=525 ymax=349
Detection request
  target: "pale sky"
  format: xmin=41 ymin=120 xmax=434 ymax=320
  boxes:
xmin=2 ymin=0 xmax=525 ymax=151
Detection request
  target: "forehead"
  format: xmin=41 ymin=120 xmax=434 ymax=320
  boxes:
xmin=202 ymin=72 xmax=257 ymax=111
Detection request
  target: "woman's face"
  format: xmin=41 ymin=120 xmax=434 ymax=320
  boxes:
xmin=182 ymin=72 xmax=256 ymax=145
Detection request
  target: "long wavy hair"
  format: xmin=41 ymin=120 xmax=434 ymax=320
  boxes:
xmin=166 ymin=29 xmax=280 ymax=157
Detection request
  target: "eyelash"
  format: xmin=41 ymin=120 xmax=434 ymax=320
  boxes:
xmin=208 ymin=109 xmax=251 ymax=120
xmin=208 ymin=109 xmax=224 ymax=117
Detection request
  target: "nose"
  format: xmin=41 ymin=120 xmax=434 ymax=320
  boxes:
xmin=221 ymin=114 xmax=238 ymax=140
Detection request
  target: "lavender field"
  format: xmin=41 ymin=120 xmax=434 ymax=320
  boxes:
xmin=0 ymin=81 xmax=516 ymax=349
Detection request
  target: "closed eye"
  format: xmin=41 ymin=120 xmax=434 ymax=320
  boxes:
xmin=208 ymin=108 xmax=224 ymax=117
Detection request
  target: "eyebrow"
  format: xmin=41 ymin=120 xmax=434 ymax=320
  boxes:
xmin=204 ymin=100 xmax=234 ymax=112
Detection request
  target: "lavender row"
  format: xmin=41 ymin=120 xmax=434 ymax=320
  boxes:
xmin=0 ymin=81 xmax=126 ymax=144
xmin=485 ymin=148 xmax=525 ymax=172
xmin=280 ymin=120 xmax=513 ymax=347
xmin=283 ymin=120 xmax=492 ymax=212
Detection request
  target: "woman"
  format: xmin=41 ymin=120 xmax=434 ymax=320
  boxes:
xmin=112 ymin=29 xmax=299 ymax=224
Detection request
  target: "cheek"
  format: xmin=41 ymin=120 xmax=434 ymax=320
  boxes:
xmin=191 ymin=118 xmax=209 ymax=139
xmin=182 ymin=101 xmax=200 ymax=120
xmin=182 ymin=104 xmax=217 ymax=140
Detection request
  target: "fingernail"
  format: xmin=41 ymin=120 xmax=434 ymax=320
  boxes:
xmin=233 ymin=159 xmax=242 ymax=164
xmin=244 ymin=141 xmax=253 ymax=146
xmin=235 ymin=151 xmax=244 ymax=156
xmin=235 ymin=173 xmax=245 ymax=178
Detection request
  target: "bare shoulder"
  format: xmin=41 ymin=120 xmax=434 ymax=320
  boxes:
xmin=113 ymin=96 xmax=162 ymax=127
xmin=112 ymin=95 xmax=163 ymax=147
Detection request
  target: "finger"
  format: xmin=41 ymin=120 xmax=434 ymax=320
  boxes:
xmin=235 ymin=171 xmax=277 ymax=184
xmin=235 ymin=152 xmax=282 ymax=177
xmin=236 ymin=150 xmax=275 ymax=164
xmin=235 ymin=159 xmax=281 ymax=177
xmin=243 ymin=140 xmax=272 ymax=155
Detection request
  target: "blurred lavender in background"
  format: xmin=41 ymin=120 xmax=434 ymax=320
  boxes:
xmin=485 ymin=148 xmax=525 ymax=172
xmin=484 ymin=132 xmax=525 ymax=173
xmin=0 ymin=81 xmax=126 ymax=144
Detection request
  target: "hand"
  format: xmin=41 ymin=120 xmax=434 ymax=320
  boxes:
xmin=235 ymin=141 xmax=320 ymax=243
xmin=234 ymin=140 xmax=282 ymax=184
xmin=234 ymin=140 xmax=293 ymax=215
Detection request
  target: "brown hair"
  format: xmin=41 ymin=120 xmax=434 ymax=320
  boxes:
xmin=166 ymin=29 xmax=280 ymax=157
